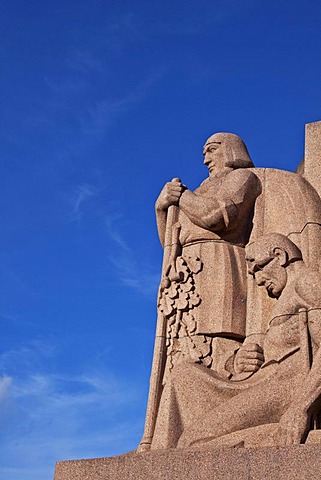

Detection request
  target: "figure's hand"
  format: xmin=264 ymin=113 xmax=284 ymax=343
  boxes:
xmin=274 ymin=405 xmax=310 ymax=446
xmin=234 ymin=343 xmax=264 ymax=374
xmin=155 ymin=178 xmax=185 ymax=211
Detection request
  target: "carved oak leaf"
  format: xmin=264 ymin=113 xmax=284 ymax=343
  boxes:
xmin=188 ymin=291 xmax=201 ymax=307
xmin=159 ymin=293 xmax=175 ymax=317
xmin=177 ymin=292 xmax=189 ymax=311
xmin=180 ymin=278 xmax=194 ymax=293
xmin=182 ymin=254 xmax=203 ymax=274
xmin=182 ymin=312 xmax=197 ymax=333
xmin=175 ymin=257 xmax=189 ymax=281
xmin=168 ymin=282 xmax=179 ymax=299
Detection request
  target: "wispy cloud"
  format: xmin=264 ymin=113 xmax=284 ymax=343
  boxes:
xmin=104 ymin=208 xmax=159 ymax=296
xmin=44 ymin=76 xmax=87 ymax=95
xmin=69 ymin=183 xmax=99 ymax=221
xmin=156 ymin=0 xmax=255 ymax=37
xmin=65 ymin=49 xmax=103 ymax=73
xmin=104 ymin=211 xmax=131 ymax=253
xmin=82 ymin=70 xmax=163 ymax=135
xmin=109 ymin=254 xmax=159 ymax=295
xmin=0 ymin=311 xmax=30 ymax=328
xmin=0 ymin=371 xmax=142 ymax=479
xmin=65 ymin=192 xmax=159 ymax=294
xmin=0 ymin=341 xmax=56 ymax=378
xmin=0 ymin=343 xmax=143 ymax=480
xmin=0 ymin=376 xmax=12 ymax=400
xmin=103 ymin=12 xmax=143 ymax=54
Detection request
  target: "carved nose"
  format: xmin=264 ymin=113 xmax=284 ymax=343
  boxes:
xmin=255 ymin=272 xmax=266 ymax=286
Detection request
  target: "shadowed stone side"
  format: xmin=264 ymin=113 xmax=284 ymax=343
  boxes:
xmin=54 ymin=445 xmax=321 ymax=480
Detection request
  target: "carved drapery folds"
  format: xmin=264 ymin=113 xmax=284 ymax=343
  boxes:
xmin=139 ymin=124 xmax=321 ymax=453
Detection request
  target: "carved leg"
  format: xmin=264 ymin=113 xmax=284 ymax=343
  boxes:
xmin=151 ymin=362 xmax=242 ymax=449
xmin=177 ymin=370 xmax=300 ymax=448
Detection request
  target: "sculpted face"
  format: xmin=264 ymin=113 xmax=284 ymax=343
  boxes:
xmin=246 ymin=248 xmax=288 ymax=298
xmin=203 ymin=132 xmax=253 ymax=177
xmin=203 ymin=137 xmax=233 ymax=178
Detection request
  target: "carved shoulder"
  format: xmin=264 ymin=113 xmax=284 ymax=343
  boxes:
xmin=295 ymin=270 xmax=321 ymax=309
xmin=217 ymin=168 xmax=261 ymax=205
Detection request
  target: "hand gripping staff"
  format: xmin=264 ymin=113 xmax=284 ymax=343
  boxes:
xmin=138 ymin=179 xmax=182 ymax=452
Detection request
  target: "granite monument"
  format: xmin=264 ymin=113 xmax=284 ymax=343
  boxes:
xmin=55 ymin=121 xmax=321 ymax=480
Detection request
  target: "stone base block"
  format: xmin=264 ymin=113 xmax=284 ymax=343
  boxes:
xmin=55 ymin=444 xmax=321 ymax=480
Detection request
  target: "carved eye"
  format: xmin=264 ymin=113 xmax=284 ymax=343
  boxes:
xmin=256 ymin=258 xmax=273 ymax=271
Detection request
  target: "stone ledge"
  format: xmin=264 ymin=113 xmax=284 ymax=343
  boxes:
xmin=54 ymin=444 xmax=321 ymax=480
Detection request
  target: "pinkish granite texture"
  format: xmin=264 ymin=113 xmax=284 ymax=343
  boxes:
xmin=140 ymin=125 xmax=321 ymax=452
xmin=54 ymin=122 xmax=321 ymax=479
xmin=54 ymin=444 xmax=321 ymax=480
xmin=150 ymin=234 xmax=321 ymax=450
xmin=304 ymin=120 xmax=321 ymax=195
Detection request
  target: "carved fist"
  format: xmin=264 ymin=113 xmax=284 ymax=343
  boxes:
xmin=234 ymin=343 xmax=264 ymax=374
xmin=156 ymin=178 xmax=185 ymax=211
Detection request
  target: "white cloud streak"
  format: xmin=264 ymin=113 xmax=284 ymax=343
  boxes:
xmin=69 ymin=183 xmax=99 ymax=221
xmin=0 ymin=376 xmax=12 ymax=400
xmin=82 ymin=70 xmax=163 ymax=135
xmin=104 ymin=209 xmax=159 ymax=295
xmin=0 ymin=349 xmax=143 ymax=480
xmin=65 ymin=49 xmax=103 ymax=73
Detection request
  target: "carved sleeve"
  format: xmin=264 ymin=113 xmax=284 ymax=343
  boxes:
xmin=178 ymin=169 xmax=260 ymax=233
xmin=178 ymin=190 xmax=228 ymax=231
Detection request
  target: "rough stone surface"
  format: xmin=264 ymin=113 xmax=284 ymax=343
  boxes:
xmin=54 ymin=122 xmax=321 ymax=478
xmin=140 ymin=133 xmax=261 ymax=450
xmin=151 ymin=233 xmax=321 ymax=450
xmin=140 ymin=127 xmax=321 ymax=452
xmin=303 ymin=120 xmax=321 ymax=195
xmin=54 ymin=445 xmax=321 ymax=480
xmin=245 ymin=167 xmax=321 ymax=340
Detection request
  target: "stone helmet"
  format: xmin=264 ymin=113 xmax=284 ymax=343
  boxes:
xmin=204 ymin=132 xmax=254 ymax=169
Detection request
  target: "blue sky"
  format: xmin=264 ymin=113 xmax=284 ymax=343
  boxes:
xmin=0 ymin=1 xmax=321 ymax=478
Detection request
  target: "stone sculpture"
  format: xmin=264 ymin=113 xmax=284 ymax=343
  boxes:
xmin=139 ymin=128 xmax=321 ymax=452
xmin=155 ymin=133 xmax=260 ymax=374
xmin=156 ymin=234 xmax=321 ymax=450
xmin=54 ymin=121 xmax=321 ymax=480
xmin=138 ymin=132 xmax=261 ymax=451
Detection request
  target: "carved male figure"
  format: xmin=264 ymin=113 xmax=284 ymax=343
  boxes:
xmin=138 ymin=132 xmax=263 ymax=451
xmin=155 ymin=132 xmax=260 ymax=374
xmin=151 ymin=233 xmax=321 ymax=449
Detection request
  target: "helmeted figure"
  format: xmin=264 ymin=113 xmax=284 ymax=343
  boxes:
xmin=138 ymin=131 xmax=321 ymax=452
xmin=156 ymin=133 xmax=261 ymax=378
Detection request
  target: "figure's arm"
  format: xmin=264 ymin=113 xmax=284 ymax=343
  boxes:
xmin=234 ymin=342 xmax=264 ymax=374
xmin=178 ymin=189 xmax=230 ymax=232
xmin=276 ymin=307 xmax=321 ymax=445
xmin=224 ymin=335 xmax=265 ymax=377
xmin=155 ymin=179 xmax=185 ymax=247
xmin=179 ymin=170 xmax=260 ymax=233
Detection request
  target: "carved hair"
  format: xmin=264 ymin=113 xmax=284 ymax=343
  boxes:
xmin=204 ymin=132 xmax=254 ymax=169
xmin=246 ymin=233 xmax=303 ymax=264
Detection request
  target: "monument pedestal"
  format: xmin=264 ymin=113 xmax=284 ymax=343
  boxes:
xmin=54 ymin=444 xmax=321 ymax=480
